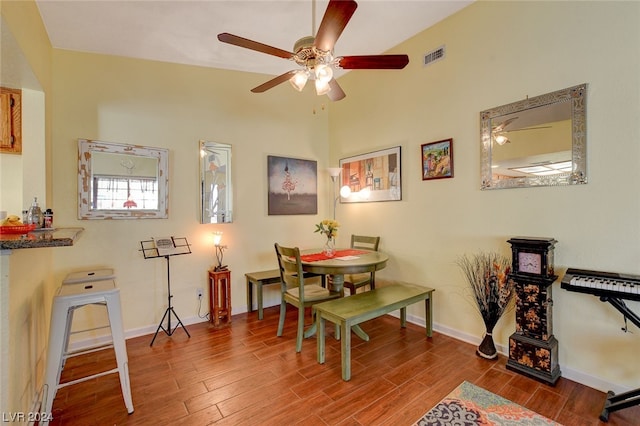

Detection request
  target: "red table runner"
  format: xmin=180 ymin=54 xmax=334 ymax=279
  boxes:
xmin=300 ymin=249 xmax=368 ymax=262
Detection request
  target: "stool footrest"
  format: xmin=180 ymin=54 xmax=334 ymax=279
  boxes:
xmin=58 ymin=367 xmax=119 ymax=389
xmin=69 ymin=324 xmax=111 ymax=336
xmin=65 ymin=343 xmax=114 ymax=359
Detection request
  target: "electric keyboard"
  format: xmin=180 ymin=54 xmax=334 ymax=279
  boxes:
xmin=561 ymin=267 xmax=640 ymax=422
xmin=561 ymin=268 xmax=640 ymax=302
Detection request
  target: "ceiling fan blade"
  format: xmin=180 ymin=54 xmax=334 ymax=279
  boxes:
xmin=327 ymin=79 xmax=346 ymax=101
xmin=251 ymin=71 xmax=296 ymax=93
xmin=337 ymin=54 xmax=410 ymax=69
xmin=492 ymin=116 xmax=519 ymax=132
xmin=505 ymin=126 xmax=553 ymax=133
xmin=217 ymin=33 xmax=293 ymax=59
xmin=314 ymin=0 xmax=358 ymax=52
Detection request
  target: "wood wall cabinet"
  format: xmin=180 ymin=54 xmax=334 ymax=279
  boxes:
xmin=0 ymin=87 xmax=22 ymax=154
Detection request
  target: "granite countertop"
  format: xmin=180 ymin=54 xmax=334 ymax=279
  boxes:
xmin=0 ymin=227 xmax=84 ymax=250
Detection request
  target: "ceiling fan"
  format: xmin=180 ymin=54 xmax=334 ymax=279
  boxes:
xmin=217 ymin=0 xmax=410 ymax=101
xmin=492 ymin=116 xmax=551 ymax=145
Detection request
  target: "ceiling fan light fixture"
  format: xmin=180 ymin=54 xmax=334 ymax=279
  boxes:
xmin=314 ymin=63 xmax=333 ymax=83
xmin=494 ymin=134 xmax=510 ymax=145
xmin=289 ymin=70 xmax=309 ymax=91
xmin=218 ymin=0 xmax=408 ymax=101
xmin=315 ymin=78 xmax=331 ymax=96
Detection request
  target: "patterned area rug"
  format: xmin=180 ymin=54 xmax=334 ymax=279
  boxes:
xmin=413 ymin=381 xmax=560 ymax=425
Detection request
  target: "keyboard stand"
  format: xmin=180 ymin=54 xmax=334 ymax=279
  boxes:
xmin=600 ymin=296 xmax=640 ymax=329
xmin=600 ymin=388 xmax=640 ymax=422
xmin=598 ymin=296 xmax=640 ymax=422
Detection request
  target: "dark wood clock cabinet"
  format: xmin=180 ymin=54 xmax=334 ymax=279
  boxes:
xmin=506 ymin=237 xmax=561 ymax=385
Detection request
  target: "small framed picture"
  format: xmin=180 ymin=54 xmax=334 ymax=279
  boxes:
xmin=421 ymin=138 xmax=453 ymax=180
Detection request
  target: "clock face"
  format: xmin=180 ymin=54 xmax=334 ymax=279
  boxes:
xmin=518 ymin=252 xmax=542 ymax=274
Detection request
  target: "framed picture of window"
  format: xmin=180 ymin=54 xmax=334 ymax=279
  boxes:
xmin=339 ymin=146 xmax=401 ymax=203
xmin=267 ymin=155 xmax=317 ymax=215
xmin=421 ymin=138 xmax=453 ymax=180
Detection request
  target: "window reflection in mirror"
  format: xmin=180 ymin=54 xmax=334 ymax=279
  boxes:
xmin=480 ymin=83 xmax=587 ymax=189
xmin=78 ymin=139 xmax=169 ymax=219
xmin=91 ymin=152 xmax=159 ymax=210
xmin=200 ymin=140 xmax=232 ymax=224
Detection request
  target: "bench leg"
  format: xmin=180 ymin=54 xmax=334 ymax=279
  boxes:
xmin=425 ymin=296 xmax=433 ymax=337
xmin=341 ymin=321 xmax=351 ymax=381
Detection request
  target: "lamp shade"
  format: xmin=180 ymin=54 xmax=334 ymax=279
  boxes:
xmin=314 ymin=64 xmax=333 ymax=84
xmin=315 ymin=79 xmax=331 ymax=96
xmin=495 ymin=134 xmax=509 ymax=145
xmin=213 ymin=231 xmax=223 ymax=246
xmin=289 ymin=70 xmax=309 ymax=92
xmin=327 ymin=167 xmax=341 ymax=178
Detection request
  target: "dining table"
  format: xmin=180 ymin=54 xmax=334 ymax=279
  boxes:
xmin=298 ymin=247 xmax=389 ymax=340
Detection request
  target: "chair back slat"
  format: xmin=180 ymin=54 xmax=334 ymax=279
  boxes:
xmin=274 ymin=243 xmax=305 ymax=298
xmin=351 ymin=235 xmax=380 ymax=251
xmin=345 ymin=235 xmax=381 ymax=295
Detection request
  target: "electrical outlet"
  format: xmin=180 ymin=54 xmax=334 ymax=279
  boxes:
xmin=196 ymin=288 xmax=203 ymax=299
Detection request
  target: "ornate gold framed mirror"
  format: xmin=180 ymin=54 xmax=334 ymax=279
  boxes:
xmin=480 ymin=83 xmax=587 ymax=190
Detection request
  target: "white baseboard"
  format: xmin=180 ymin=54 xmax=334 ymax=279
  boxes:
xmin=67 ymin=315 xmax=209 ymax=352
xmin=399 ymin=311 xmax=632 ymax=395
xmin=69 ymin=309 xmax=630 ymax=396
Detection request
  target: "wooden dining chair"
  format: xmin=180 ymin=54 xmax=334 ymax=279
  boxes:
xmin=344 ymin=235 xmax=381 ymax=296
xmin=274 ymin=243 xmax=341 ymax=352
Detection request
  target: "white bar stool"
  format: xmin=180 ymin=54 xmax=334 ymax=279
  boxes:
xmin=42 ymin=270 xmax=133 ymax=422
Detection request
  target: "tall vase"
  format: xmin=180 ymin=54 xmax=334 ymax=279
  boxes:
xmin=323 ymin=237 xmax=335 ymax=257
xmin=476 ymin=326 xmax=498 ymax=360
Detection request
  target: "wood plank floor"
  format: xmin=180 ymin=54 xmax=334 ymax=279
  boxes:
xmin=49 ymin=306 xmax=640 ymax=425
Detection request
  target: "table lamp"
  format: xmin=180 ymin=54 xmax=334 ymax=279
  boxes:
xmin=213 ymin=231 xmax=228 ymax=271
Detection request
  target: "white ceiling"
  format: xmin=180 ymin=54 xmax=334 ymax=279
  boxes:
xmin=35 ymin=0 xmax=473 ymax=78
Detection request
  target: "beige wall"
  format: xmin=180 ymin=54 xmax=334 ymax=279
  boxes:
xmin=50 ymin=50 xmax=330 ymax=334
xmin=3 ymin=0 xmax=640 ymax=415
xmin=1 ymin=0 xmax=54 ymax=415
xmin=330 ymin=0 xmax=640 ymax=391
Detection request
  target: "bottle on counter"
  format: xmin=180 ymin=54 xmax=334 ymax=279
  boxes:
xmin=26 ymin=197 xmax=44 ymax=228
xmin=43 ymin=209 xmax=54 ymax=229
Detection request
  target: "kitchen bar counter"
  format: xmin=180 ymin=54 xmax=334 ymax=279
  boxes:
xmin=0 ymin=227 xmax=84 ymax=250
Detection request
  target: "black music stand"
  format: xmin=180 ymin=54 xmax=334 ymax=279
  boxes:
xmin=140 ymin=237 xmax=192 ymax=346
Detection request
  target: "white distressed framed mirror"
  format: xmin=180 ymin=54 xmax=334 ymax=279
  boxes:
xmin=78 ymin=139 xmax=169 ymax=219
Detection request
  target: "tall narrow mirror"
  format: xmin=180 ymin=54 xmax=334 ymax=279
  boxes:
xmin=481 ymin=83 xmax=587 ymax=189
xmin=78 ymin=139 xmax=169 ymax=219
xmin=200 ymin=140 xmax=232 ymax=223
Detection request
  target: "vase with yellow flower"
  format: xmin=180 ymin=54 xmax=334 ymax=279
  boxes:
xmin=315 ymin=219 xmax=339 ymax=257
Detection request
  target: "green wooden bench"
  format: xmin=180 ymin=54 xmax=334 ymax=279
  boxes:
xmin=315 ymin=281 xmax=435 ymax=381
xmin=245 ymin=269 xmax=281 ymax=320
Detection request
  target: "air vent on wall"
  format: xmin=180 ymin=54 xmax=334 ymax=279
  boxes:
xmin=424 ymin=45 xmax=445 ymax=66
